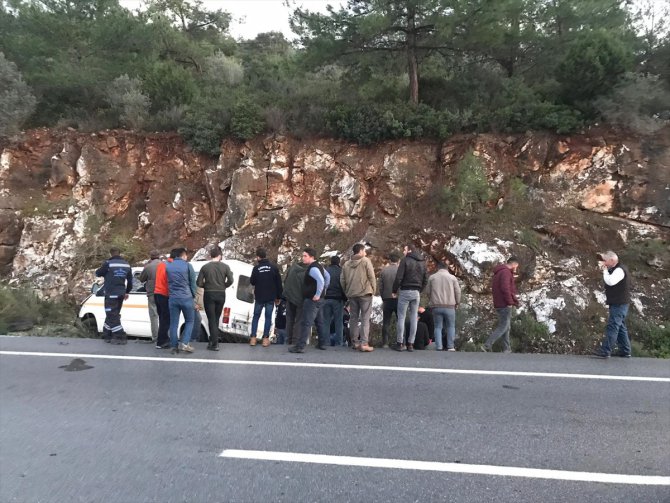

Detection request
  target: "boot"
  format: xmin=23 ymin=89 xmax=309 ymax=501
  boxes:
xmin=406 ymin=343 xmax=414 ymax=352
xmin=249 ymin=336 xmax=257 ymax=346
xmin=262 ymin=337 xmax=271 ymax=347
xmin=111 ymin=333 xmax=127 ymax=345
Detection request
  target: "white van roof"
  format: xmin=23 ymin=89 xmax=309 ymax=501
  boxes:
xmin=189 ymin=259 xmax=253 ymax=274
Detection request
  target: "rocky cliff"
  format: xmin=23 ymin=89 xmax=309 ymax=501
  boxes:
xmin=1 ymin=127 xmax=668 ymax=352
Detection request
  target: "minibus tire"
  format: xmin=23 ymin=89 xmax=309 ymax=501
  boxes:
xmin=81 ymin=316 xmax=99 ymax=338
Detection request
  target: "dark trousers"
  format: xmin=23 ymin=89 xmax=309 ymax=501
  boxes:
xmin=155 ymin=293 xmax=170 ymax=346
xmin=322 ymin=298 xmax=344 ymax=346
xmin=285 ymin=301 xmax=303 ymax=346
xmin=103 ymin=296 xmax=125 ymax=339
xmin=381 ymin=298 xmax=398 ymax=345
xmin=296 ymin=298 xmax=326 ymax=349
xmin=204 ymin=291 xmax=226 ymax=348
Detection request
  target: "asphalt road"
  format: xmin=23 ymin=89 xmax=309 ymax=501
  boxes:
xmin=1 ymin=336 xmax=669 ymax=503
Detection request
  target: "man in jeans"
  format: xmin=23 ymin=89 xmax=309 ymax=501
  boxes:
xmin=197 ymin=246 xmax=234 ymax=352
xmin=426 ymin=262 xmax=461 ymax=351
xmin=322 ymin=256 xmax=346 ymax=346
xmin=481 ymin=257 xmax=519 ymax=353
xmin=593 ymin=251 xmax=632 ymax=359
xmin=249 ymin=248 xmax=283 ymax=347
xmin=378 ymin=252 xmax=400 ymax=348
xmin=139 ymin=250 xmax=162 ymax=342
xmin=289 ymin=247 xmax=330 ymax=353
xmin=392 ymin=244 xmax=428 ymax=352
xmin=340 ymin=244 xmax=376 ymax=352
xmin=165 ymin=248 xmax=197 ymax=354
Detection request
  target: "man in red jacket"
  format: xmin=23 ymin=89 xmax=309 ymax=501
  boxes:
xmin=481 ymin=257 xmax=520 ymax=353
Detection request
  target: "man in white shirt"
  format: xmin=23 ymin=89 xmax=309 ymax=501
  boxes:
xmin=593 ymin=251 xmax=632 ymax=359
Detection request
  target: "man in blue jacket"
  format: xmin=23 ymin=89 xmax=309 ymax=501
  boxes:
xmin=249 ymin=248 xmax=283 ymax=347
xmin=95 ymin=247 xmax=133 ymax=345
xmin=165 ymin=248 xmax=197 ymax=354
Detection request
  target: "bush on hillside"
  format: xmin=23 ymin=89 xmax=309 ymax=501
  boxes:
xmin=106 ymin=74 xmax=151 ymax=130
xmin=0 ymin=285 xmax=73 ymax=333
xmin=596 ymin=72 xmax=670 ymax=134
xmin=0 ymin=52 xmax=37 ymax=137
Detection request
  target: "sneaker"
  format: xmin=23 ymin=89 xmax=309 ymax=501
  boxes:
xmin=207 ymin=346 xmax=220 ymax=352
xmin=170 ymin=346 xmax=180 ymax=354
xmin=249 ymin=337 xmax=257 ymax=347
xmin=359 ymin=344 xmax=374 ymax=352
xmin=502 ymin=349 xmax=512 ymax=354
xmin=392 ymin=343 xmax=406 ymax=352
xmin=180 ymin=343 xmax=194 ymax=353
xmin=288 ymin=346 xmax=304 ymax=353
xmin=447 ymin=348 xmax=456 ymax=352
xmin=480 ymin=344 xmax=490 ymax=352
xmin=353 ymin=343 xmax=361 ymax=351
xmin=591 ymin=351 xmax=610 ymax=359
xmin=156 ymin=342 xmax=171 ymax=349
xmin=262 ymin=337 xmax=271 ymax=348
xmin=406 ymin=343 xmax=414 ymax=352
xmin=435 ymin=347 xmax=443 ymax=351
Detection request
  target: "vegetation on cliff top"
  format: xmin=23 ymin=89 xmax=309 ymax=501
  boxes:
xmin=1 ymin=0 xmax=669 ymax=151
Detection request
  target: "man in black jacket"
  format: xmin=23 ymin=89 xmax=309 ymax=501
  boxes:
xmin=322 ymin=256 xmax=346 ymax=346
xmin=249 ymin=248 xmax=283 ymax=347
xmin=392 ymin=244 xmax=428 ymax=352
xmin=95 ymin=247 xmax=133 ymax=345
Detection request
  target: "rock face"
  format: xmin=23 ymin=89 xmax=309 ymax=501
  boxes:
xmin=1 ymin=126 xmax=668 ymax=349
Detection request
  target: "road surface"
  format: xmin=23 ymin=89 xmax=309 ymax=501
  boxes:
xmin=1 ymin=336 xmax=669 ymax=502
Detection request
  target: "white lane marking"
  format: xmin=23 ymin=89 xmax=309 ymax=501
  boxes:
xmin=0 ymin=350 xmax=669 ymax=382
xmin=219 ymin=449 xmax=670 ymax=486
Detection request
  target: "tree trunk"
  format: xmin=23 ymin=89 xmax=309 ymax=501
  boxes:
xmin=407 ymin=8 xmax=419 ymax=105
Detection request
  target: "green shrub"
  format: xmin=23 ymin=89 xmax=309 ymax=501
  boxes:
xmin=0 ymin=285 xmax=74 ymax=333
xmin=510 ymin=311 xmax=554 ymax=353
xmin=557 ymin=30 xmax=633 ymax=108
xmin=595 ymin=73 xmax=670 ymax=134
xmin=229 ymin=97 xmax=265 ymax=140
xmin=486 ymin=78 xmax=583 ymax=133
xmin=325 ymin=103 xmax=454 ymax=145
xmin=106 ymin=74 xmax=150 ymax=130
xmin=619 ymin=239 xmax=669 ymax=272
xmin=628 ymin=313 xmax=670 ymax=358
xmin=143 ymin=61 xmax=196 ymax=113
xmin=0 ymin=52 xmax=37 ymax=137
xmin=441 ymin=151 xmax=492 ymax=214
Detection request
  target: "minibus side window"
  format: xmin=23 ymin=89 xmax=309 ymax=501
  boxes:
xmin=131 ymin=273 xmax=146 ymax=294
xmin=236 ymin=275 xmax=254 ymax=303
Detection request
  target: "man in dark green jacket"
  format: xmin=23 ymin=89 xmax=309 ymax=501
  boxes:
xmin=283 ymin=259 xmax=306 ymax=346
xmin=196 ymin=246 xmax=234 ymax=351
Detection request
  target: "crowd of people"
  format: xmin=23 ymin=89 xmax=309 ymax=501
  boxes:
xmin=95 ymin=244 xmax=633 ymax=359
